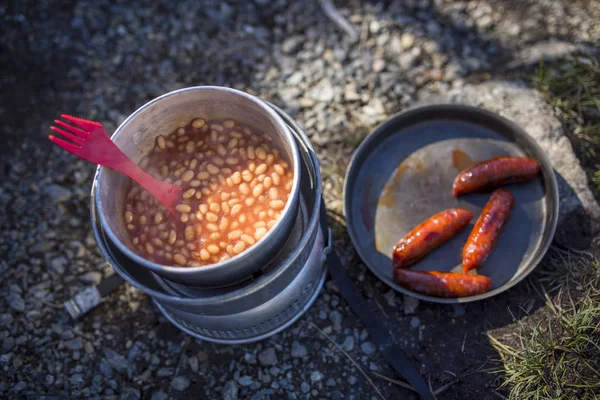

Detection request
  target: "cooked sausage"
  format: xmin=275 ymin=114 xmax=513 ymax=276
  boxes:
xmin=462 ymin=189 xmax=514 ymax=273
xmin=392 ymin=209 xmax=473 ymax=268
xmin=452 ymin=156 xmax=540 ymax=196
xmin=394 ymin=268 xmax=492 ymax=298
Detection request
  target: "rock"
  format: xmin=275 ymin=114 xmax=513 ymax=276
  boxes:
xmin=401 ymin=32 xmax=415 ymax=50
xmin=290 ymin=341 xmax=307 ymax=358
xmin=49 ymin=256 xmax=68 ymax=274
xmin=70 ymin=373 xmax=85 ymax=387
xmin=188 ymin=355 xmax=199 ymax=372
xmin=372 ymin=59 xmax=386 ymax=73
xmin=222 ymin=380 xmax=238 ymax=400
xmin=44 ymin=375 xmax=55 ymax=386
xmin=403 ymin=294 xmax=419 ymax=315
xmin=80 ymin=271 xmax=102 ymax=285
xmin=65 ymin=338 xmax=83 ymax=351
xmin=156 ymin=367 xmax=174 ymax=377
xmin=342 ymin=336 xmax=355 ymax=352
xmin=3 ymin=337 xmax=15 ymax=351
xmin=150 ymin=391 xmax=166 ymax=400
xmin=258 ymin=347 xmax=278 ymax=366
xmin=170 ymin=376 xmax=190 ymax=391
xmin=349 ymin=376 xmax=357 ymax=385
xmin=310 ymin=370 xmax=323 ymax=383
xmin=103 ymin=348 xmax=131 ymax=375
xmin=0 ymin=314 xmax=13 ymax=325
xmin=244 ymin=352 xmax=257 ymax=364
xmin=326 ymin=378 xmax=336 ymax=387
xmin=328 ymin=310 xmax=342 ymax=328
xmin=410 ymin=317 xmax=420 ymax=329
xmin=308 ymin=78 xmax=336 ymax=102
xmin=238 ymin=376 xmax=253 ymax=387
xmin=421 ymin=81 xmax=600 ymax=247
xmin=120 ymin=387 xmax=140 ymax=400
xmin=7 ymin=293 xmax=25 ymax=312
xmin=44 ymin=184 xmax=71 ymax=203
xmin=301 ymin=381 xmax=310 ymax=393
xmin=361 ymin=341 xmax=376 ymax=355
xmin=99 ymin=359 xmax=114 ymax=378
xmin=452 ymin=304 xmax=466 ymax=317
xmin=282 ymin=36 xmax=304 ymax=54
xmin=382 ymin=290 xmax=396 ymax=307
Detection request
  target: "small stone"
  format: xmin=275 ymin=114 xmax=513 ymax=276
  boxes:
xmin=403 ymin=295 xmax=419 ymax=315
xmin=410 ymin=316 xmax=420 ymax=329
xmin=244 ymin=352 xmax=257 ymax=364
xmin=188 ymin=355 xmax=199 ymax=372
xmin=282 ymin=36 xmax=304 ymax=54
xmin=156 ymin=367 xmax=174 ymax=377
xmin=150 ymin=391 xmax=166 ymax=400
xmin=301 ymin=382 xmax=310 ymax=393
xmin=382 ymin=290 xmax=396 ymax=307
xmin=310 ymin=370 xmax=323 ymax=383
xmin=372 ymin=59 xmax=386 ymax=73
xmin=238 ymin=376 xmax=253 ymax=387
xmin=80 ymin=271 xmax=102 ymax=285
xmin=65 ymin=338 xmax=83 ymax=351
xmin=258 ymin=347 xmax=278 ymax=366
xmin=401 ymin=32 xmax=415 ymax=49
xmin=104 ymin=348 xmax=130 ymax=375
xmin=7 ymin=293 xmax=25 ymax=312
xmin=326 ymin=378 xmax=336 ymax=387
xmin=0 ymin=314 xmax=13 ymax=325
xmin=349 ymin=376 xmax=357 ymax=385
xmin=222 ymin=380 xmax=238 ymax=400
xmin=99 ymin=359 xmax=114 ymax=378
xmin=197 ymin=350 xmax=208 ymax=363
xmin=45 ymin=184 xmax=71 ymax=203
xmin=369 ymin=362 xmax=379 ymax=371
xmin=44 ymin=375 xmax=55 ymax=386
xmin=328 ymin=311 xmax=342 ymax=328
xmin=13 ymin=381 xmax=26 ymax=392
xmin=3 ymin=337 xmax=15 ymax=351
xmin=291 ymin=341 xmax=307 ymax=358
xmin=120 ymin=387 xmax=140 ymax=400
xmin=170 ymin=376 xmax=190 ymax=391
xmin=342 ymin=336 xmax=355 ymax=352
xmin=70 ymin=373 xmax=85 ymax=387
xmin=50 ymin=256 xmax=68 ymax=274
xmin=361 ymin=342 xmax=376 ymax=355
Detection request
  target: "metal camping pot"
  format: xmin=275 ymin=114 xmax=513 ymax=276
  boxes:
xmin=91 ymin=101 xmax=329 ymax=344
xmin=95 ymin=87 xmax=302 ymax=287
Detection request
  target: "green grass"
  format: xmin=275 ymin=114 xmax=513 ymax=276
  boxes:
xmin=534 ymin=55 xmax=600 ymax=190
xmin=489 ymin=251 xmax=600 ymax=400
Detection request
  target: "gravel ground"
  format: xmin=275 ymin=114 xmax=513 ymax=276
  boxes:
xmin=1 ymin=0 xmax=600 ymax=399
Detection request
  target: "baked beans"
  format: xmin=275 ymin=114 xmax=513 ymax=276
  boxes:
xmin=123 ymin=118 xmax=292 ymax=267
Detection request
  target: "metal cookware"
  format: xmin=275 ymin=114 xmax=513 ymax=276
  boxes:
xmin=95 ymin=86 xmax=301 ymax=287
xmin=344 ymin=104 xmax=559 ymax=303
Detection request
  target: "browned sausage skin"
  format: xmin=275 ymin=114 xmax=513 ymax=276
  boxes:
xmin=452 ymin=156 xmax=540 ymax=197
xmin=394 ymin=268 xmax=492 ymax=298
xmin=462 ymin=189 xmax=514 ymax=273
xmin=393 ymin=208 xmax=473 ymax=269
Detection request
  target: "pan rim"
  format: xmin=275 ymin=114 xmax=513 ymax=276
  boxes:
xmin=343 ymin=103 xmax=559 ymax=304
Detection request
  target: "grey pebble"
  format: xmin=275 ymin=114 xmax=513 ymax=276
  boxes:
xmin=44 ymin=184 xmax=71 ymax=203
xmin=410 ymin=316 xmax=420 ymax=329
xmin=342 ymin=336 xmax=355 ymax=352
xmin=310 ymin=370 xmax=323 ymax=383
xmin=70 ymin=373 xmax=85 ymax=387
xmin=361 ymin=341 xmax=376 ymax=355
xmin=7 ymin=293 xmax=25 ymax=312
xmin=329 ymin=310 xmax=343 ymax=328
xmin=65 ymin=338 xmax=83 ymax=351
xmin=150 ymin=391 xmax=166 ymax=400
xmin=238 ymin=375 xmax=253 ymax=386
xmin=170 ymin=376 xmax=190 ymax=391
xmin=244 ymin=352 xmax=257 ymax=364
xmin=258 ymin=347 xmax=278 ymax=366
xmin=156 ymin=367 xmax=174 ymax=377
xmin=80 ymin=271 xmax=102 ymax=285
xmin=49 ymin=256 xmax=68 ymax=274
xmin=44 ymin=375 xmax=55 ymax=386
xmin=290 ymin=341 xmax=307 ymax=358
xmin=99 ymin=359 xmax=114 ymax=378
xmin=120 ymin=387 xmax=141 ymax=400
xmin=0 ymin=313 xmax=13 ymax=325
xmin=326 ymin=378 xmax=336 ymax=387
xmin=3 ymin=337 xmax=15 ymax=351
xmin=222 ymin=380 xmax=238 ymax=400
xmin=301 ymin=381 xmax=310 ymax=393
xmin=349 ymin=376 xmax=357 ymax=385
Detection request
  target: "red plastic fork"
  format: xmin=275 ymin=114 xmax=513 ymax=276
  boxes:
xmin=49 ymin=114 xmax=185 ymax=216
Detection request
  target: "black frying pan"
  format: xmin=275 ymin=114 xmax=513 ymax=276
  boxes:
xmin=343 ymin=104 xmax=559 ymax=303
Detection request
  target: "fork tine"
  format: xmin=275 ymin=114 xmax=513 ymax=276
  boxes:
xmin=54 ymin=119 xmax=88 ymax=137
xmin=61 ymin=114 xmax=102 ymax=132
xmin=49 ymin=134 xmax=81 ymax=155
xmin=50 ymin=126 xmax=85 ymax=144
